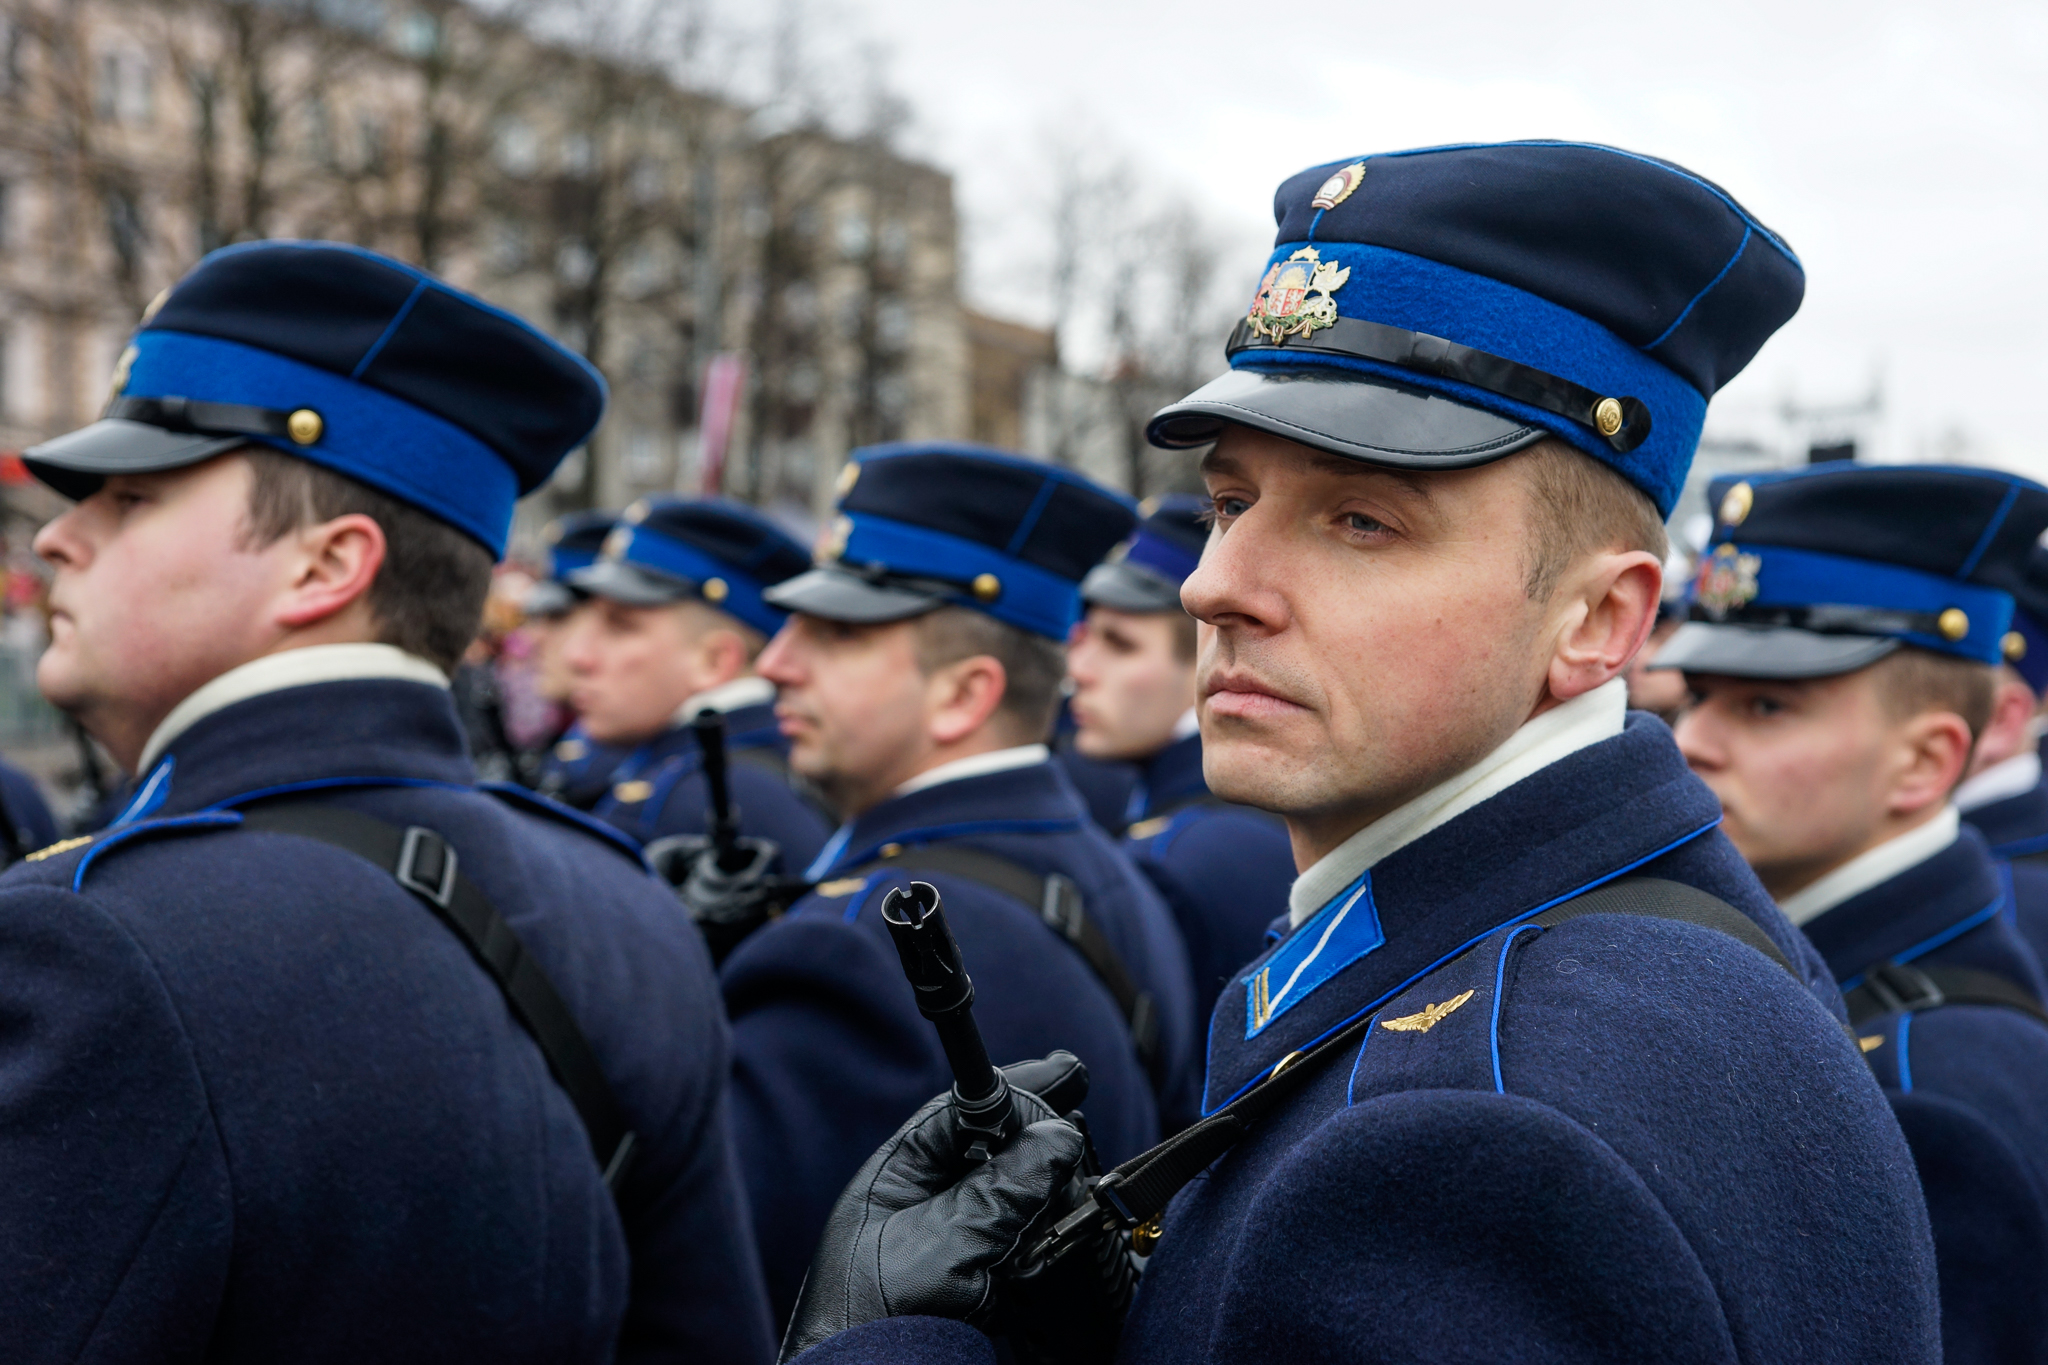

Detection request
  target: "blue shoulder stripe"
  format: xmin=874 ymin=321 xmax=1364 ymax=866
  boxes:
xmin=480 ymin=780 xmax=653 ymax=872
xmin=73 ymin=811 xmax=245 ymax=890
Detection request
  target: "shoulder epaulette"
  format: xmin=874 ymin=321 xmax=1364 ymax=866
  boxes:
xmin=62 ymin=811 xmax=245 ymax=891
xmin=479 ymin=781 xmax=652 ymax=872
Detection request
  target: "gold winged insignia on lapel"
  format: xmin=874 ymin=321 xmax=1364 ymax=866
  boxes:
xmin=1379 ymin=988 xmax=1476 ymax=1034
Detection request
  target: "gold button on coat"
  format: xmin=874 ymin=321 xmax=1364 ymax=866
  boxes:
xmin=613 ymin=779 xmax=654 ymax=804
xmin=972 ymin=573 xmax=1001 ymax=602
xmin=2006 ymin=631 xmax=2030 ymax=662
xmin=286 ymin=408 xmax=324 ymax=444
xmin=702 ymin=577 xmax=730 ymax=603
xmin=1938 ymin=608 xmax=1970 ymax=642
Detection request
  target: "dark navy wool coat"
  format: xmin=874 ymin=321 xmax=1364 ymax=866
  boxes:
xmin=1121 ymin=733 xmax=1295 ymax=1024
xmin=1052 ymin=736 xmax=1139 ymax=834
xmin=1961 ymin=782 xmax=2048 ymax=973
xmin=1802 ymin=825 xmax=2048 ymax=1365
xmin=794 ymin=716 xmax=1940 ymax=1365
xmin=720 ymin=759 xmax=1199 ymax=1327
xmin=588 ymin=701 xmax=833 ymax=870
xmin=0 ymin=679 xmax=774 ymax=1364
xmin=536 ymin=722 xmax=631 ymax=810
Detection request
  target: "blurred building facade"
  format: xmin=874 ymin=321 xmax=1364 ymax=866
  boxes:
xmin=0 ymin=0 xmax=983 ymax=552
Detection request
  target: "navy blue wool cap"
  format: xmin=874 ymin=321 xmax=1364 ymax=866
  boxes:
xmin=1081 ymin=492 xmax=1209 ymax=614
xmin=569 ymin=496 xmax=809 ymax=638
xmin=766 ymin=443 xmax=1138 ymax=641
xmin=2009 ymin=545 xmax=2048 ymax=693
xmin=1147 ymin=142 xmax=1804 ymax=518
xmin=23 ymin=240 xmax=606 ymax=555
xmin=1652 ymin=463 xmax=2048 ymax=679
xmin=525 ymin=509 xmax=616 ymax=618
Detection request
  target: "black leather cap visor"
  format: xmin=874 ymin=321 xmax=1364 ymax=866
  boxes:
xmin=765 ymin=565 xmax=946 ymax=625
xmin=524 ymin=579 xmax=579 ymax=618
xmin=23 ymin=419 xmax=247 ymax=500
xmin=568 ymin=558 xmax=693 ymax=607
xmin=1081 ymin=560 xmax=1184 ymax=615
xmin=1146 ymin=367 xmax=1547 ymax=467
xmin=1649 ymin=621 xmax=1902 ymax=680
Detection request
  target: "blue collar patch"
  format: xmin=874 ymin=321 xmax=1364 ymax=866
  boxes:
xmin=1246 ymin=867 xmax=1384 ymax=1038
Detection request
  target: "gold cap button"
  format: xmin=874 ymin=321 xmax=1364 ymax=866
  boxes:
xmin=702 ymin=577 xmax=729 ymax=603
xmin=1592 ymin=397 xmax=1625 ymax=438
xmin=1938 ymin=608 xmax=1970 ymax=642
xmin=1719 ymin=481 xmax=1754 ymax=527
xmin=2005 ymin=631 xmax=2029 ymax=662
xmin=286 ymin=408 xmax=324 ymax=444
xmin=971 ymin=572 xmax=1001 ymax=602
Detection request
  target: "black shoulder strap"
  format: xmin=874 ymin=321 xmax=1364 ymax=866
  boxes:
xmin=839 ymin=842 xmax=1161 ymax=1077
xmin=1080 ymin=876 xmax=1792 ymax=1236
xmin=726 ymin=742 xmax=842 ymax=828
xmin=238 ymin=803 xmax=639 ymax=1193
xmin=1842 ymin=960 xmax=2048 ymax=1027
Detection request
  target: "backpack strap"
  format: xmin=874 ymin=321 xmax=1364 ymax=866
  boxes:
xmin=238 ymin=802 xmax=639 ymax=1194
xmin=1842 ymin=960 xmax=2048 ymax=1028
xmin=838 ymin=842 xmax=1160 ymax=1079
xmin=1071 ymin=876 xmax=1793 ymax=1241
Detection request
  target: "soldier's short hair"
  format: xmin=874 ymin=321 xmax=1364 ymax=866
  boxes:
xmin=912 ymin=605 xmax=1065 ymax=744
xmin=1520 ymin=438 xmax=1671 ymax=601
xmin=236 ymin=447 xmax=494 ymax=674
xmin=1872 ymin=648 xmax=1996 ymax=743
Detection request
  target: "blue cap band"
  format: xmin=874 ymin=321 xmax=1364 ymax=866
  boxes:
xmin=126 ymin=329 xmax=518 ymax=553
xmin=609 ymin=526 xmax=788 ymax=636
xmin=1123 ymin=528 xmax=1202 ymax=586
xmin=1729 ymin=541 xmax=2015 ymax=665
xmin=840 ymin=511 xmax=1084 ymax=640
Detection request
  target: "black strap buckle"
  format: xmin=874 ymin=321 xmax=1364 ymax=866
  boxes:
xmin=396 ymin=826 xmax=459 ymax=909
xmin=1040 ymin=873 xmax=1084 ymax=942
xmin=1863 ymin=962 xmax=1945 ymax=1015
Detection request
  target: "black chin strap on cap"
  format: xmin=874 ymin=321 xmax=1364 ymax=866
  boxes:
xmin=107 ymin=395 xmax=314 ymax=445
xmin=1225 ymin=317 xmax=1653 ymax=455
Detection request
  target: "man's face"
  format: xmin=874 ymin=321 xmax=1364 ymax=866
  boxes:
xmin=1674 ymin=670 xmax=1901 ymax=897
xmin=1066 ymin=605 xmax=1196 ymax=761
xmin=757 ymin=613 xmax=934 ymax=815
xmin=1184 ymin=427 xmax=1558 ymax=852
xmin=560 ymin=597 xmax=734 ymax=745
xmin=34 ymin=454 xmax=297 ymax=768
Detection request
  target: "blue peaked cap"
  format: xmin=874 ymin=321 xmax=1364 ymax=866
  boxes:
xmin=1653 ymin=463 xmax=2048 ymax=679
xmin=1081 ymin=492 xmax=1209 ymax=614
xmin=766 ymin=443 xmax=1138 ymax=641
xmin=2010 ymin=546 xmax=2048 ymax=693
xmin=23 ymin=240 xmax=606 ymax=555
xmin=1148 ymin=142 xmax=1805 ymax=518
xmin=542 ymin=510 xmax=616 ymax=582
xmin=569 ymin=496 xmax=809 ymax=638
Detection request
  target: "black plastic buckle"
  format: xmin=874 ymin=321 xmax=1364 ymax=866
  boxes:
xmin=1864 ymin=962 xmax=1945 ymax=1015
xmin=1040 ymin=874 xmax=1083 ymax=942
xmin=396 ymin=826 xmax=459 ymax=909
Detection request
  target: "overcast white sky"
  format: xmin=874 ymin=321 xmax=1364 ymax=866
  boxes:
xmin=823 ymin=0 xmax=2048 ymax=477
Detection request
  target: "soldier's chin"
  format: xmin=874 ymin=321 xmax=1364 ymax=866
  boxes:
xmin=1200 ymin=736 xmax=1297 ymax=814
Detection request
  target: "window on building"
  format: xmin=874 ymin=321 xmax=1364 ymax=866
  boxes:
xmin=95 ymin=50 xmax=154 ymax=125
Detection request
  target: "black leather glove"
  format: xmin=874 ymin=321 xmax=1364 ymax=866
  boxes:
xmin=644 ymin=833 xmax=808 ymax=964
xmin=779 ymin=1054 xmax=1098 ymax=1362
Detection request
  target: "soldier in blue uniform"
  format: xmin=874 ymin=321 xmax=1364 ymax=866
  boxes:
xmin=562 ymin=496 xmax=831 ymax=869
xmin=774 ymin=144 xmax=1938 ymax=1365
xmin=530 ymin=510 xmax=629 ymax=809
xmin=0 ymin=241 xmax=774 ymax=1362
xmin=723 ymin=442 xmax=1200 ymax=1326
xmin=1661 ymin=463 xmax=2048 ymax=1364
xmin=1069 ymin=493 xmax=1295 ymax=1021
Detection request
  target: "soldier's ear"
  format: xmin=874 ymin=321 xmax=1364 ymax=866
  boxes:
xmin=1546 ymin=550 xmax=1663 ymax=705
xmin=924 ymin=653 xmax=1008 ymax=747
xmin=275 ymin=512 xmax=386 ymax=631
